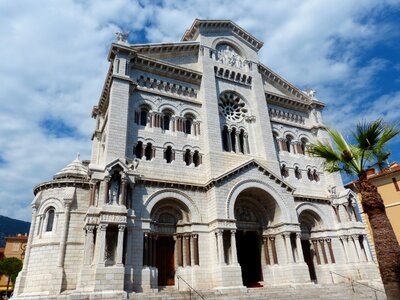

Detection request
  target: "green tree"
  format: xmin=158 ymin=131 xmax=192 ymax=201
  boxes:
xmin=307 ymin=119 xmax=400 ymax=299
xmin=0 ymin=257 xmax=23 ymax=295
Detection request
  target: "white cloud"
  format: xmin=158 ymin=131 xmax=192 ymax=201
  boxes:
xmin=0 ymin=0 xmax=399 ymax=221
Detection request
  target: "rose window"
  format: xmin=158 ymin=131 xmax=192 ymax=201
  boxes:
xmin=219 ymin=92 xmax=248 ymax=122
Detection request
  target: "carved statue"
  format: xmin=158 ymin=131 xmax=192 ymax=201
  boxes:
xmin=306 ymin=89 xmax=316 ymax=98
xmin=109 ymin=175 xmax=120 ymax=204
xmin=127 ymin=158 xmax=140 ymax=171
xmin=328 ymin=185 xmax=337 ymax=197
xmin=115 ymin=31 xmax=129 ymax=43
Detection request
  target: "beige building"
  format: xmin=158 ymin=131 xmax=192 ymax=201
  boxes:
xmin=346 ymin=162 xmax=400 ymax=258
xmin=13 ymin=19 xmax=384 ymax=299
xmin=0 ymin=234 xmax=28 ymax=293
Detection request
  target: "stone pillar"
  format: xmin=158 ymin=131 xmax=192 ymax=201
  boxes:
xmin=84 ymin=225 xmax=95 ymax=265
xmin=296 ymin=233 xmax=305 ymax=263
xmin=97 ymin=224 xmax=108 ymax=266
xmin=143 ymin=233 xmax=149 ymax=267
xmin=22 ymin=206 xmax=38 ymax=271
xmin=283 ymin=233 xmax=294 ymax=263
xmin=148 ymin=235 xmax=153 ymax=267
xmin=319 ymin=239 xmax=328 ymax=264
xmin=311 ymin=240 xmax=321 ymax=265
xmin=234 ymin=132 xmax=240 ymax=153
xmin=362 ymin=235 xmax=373 ymax=262
xmin=227 ymin=129 xmax=233 ymax=152
xmin=57 ymin=202 xmax=71 ymax=267
xmin=353 ymin=235 xmax=363 ymax=262
xmin=120 ymin=176 xmax=127 ymax=207
xmin=190 ymin=234 xmax=195 ymax=266
xmin=230 ymin=230 xmax=238 ymax=264
xmin=217 ymin=230 xmax=225 ymax=264
xmin=103 ymin=177 xmax=110 ymax=204
xmin=340 ymin=236 xmax=350 ymax=263
xmin=115 ymin=224 xmax=125 ymax=266
xmin=185 ymin=235 xmax=191 ymax=266
xmin=89 ymin=182 xmax=95 ymax=206
xmin=177 ymin=235 xmax=183 ymax=267
xmin=244 ymin=133 xmax=250 ymax=154
xmin=326 ymin=239 xmax=336 ymax=264
xmin=192 ymin=234 xmax=199 ymax=265
xmin=263 ymin=237 xmax=270 ymax=265
xmin=270 ymin=236 xmax=278 ymax=264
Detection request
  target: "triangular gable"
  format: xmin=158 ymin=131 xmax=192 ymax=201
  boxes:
xmin=208 ymin=158 xmax=295 ymax=193
xmin=105 ymin=158 xmax=128 ymax=172
xmin=182 ymin=19 xmax=264 ymax=51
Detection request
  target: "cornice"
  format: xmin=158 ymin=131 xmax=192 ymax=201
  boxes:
xmin=130 ymin=42 xmax=199 ymax=55
xmin=131 ymin=54 xmax=202 ymax=85
xmin=34 ymin=178 xmax=90 ymax=195
xmin=182 ymin=19 xmax=263 ymax=51
xmin=265 ymin=91 xmax=311 ymax=112
xmin=294 ymin=195 xmax=331 ymax=204
xmin=259 ymin=64 xmax=313 ymax=103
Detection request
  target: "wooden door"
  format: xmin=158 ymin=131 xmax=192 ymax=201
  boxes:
xmin=156 ymin=236 xmax=175 ymax=286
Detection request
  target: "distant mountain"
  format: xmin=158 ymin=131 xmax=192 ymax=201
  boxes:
xmin=0 ymin=215 xmax=31 ymax=247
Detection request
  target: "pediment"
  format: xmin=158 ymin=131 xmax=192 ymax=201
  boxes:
xmin=182 ymin=19 xmax=263 ymax=51
xmin=210 ymin=159 xmax=295 ymax=193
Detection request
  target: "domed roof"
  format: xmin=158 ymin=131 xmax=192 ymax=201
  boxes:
xmin=53 ymin=154 xmax=89 ymax=180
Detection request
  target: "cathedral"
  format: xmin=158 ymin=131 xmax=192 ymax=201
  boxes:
xmin=14 ymin=20 xmax=384 ymax=299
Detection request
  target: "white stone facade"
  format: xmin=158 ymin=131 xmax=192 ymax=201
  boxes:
xmin=14 ymin=20 xmax=383 ymax=299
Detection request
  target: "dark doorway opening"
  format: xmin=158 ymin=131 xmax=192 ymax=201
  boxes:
xmin=301 ymin=240 xmax=317 ymax=282
xmin=236 ymin=231 xmax=263 ymax=287
xmin=156 ymin=236 xmax=175 ymax=286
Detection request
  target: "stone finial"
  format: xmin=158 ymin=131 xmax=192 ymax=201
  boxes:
xmin=115 ymin=31 xmax=130 ymax=44
xmin=305 ymin=89 xmax=316 ymax=98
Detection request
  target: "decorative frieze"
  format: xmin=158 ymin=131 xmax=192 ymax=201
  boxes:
xmin=214 ymin=66 xmax=252 ymax=86
xmin=136 ymin=75 xmax=198 ymax=99
xmin=269 ymin=107 xmax=305 ymax=125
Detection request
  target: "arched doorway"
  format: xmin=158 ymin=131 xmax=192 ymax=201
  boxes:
xmin=150 ymin=199 xmax=192 ymax=286
xmin=298 ymin=210 xmax=323 ymax=282
xmin=234 ymin=187 xmax=279 ymax=287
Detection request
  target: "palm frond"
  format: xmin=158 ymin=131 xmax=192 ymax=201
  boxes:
xmin=353 ymin=119 xmax=383 ymax=150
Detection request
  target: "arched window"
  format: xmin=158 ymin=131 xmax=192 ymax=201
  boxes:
xmin=281 ymin=164 xmax=289 ymax=178
xmin=230 ymin=128 xmax=237 ymax=152
xmin=145 ymin=143 xmax=153 ymax=161
xmin=46 ymin=208 xmax=55 ymax=232
xmin=193 ymin=150 xmax=201 ymax=167
xmin=185 ymin=118 xmax=192 ymax=134
xmin=164 ymin=146 xmax=174 ymax=163
xmin=222 ymin=126 xmax=230 ymax=151
xmin=313 ymin=170 xmax=320 ymax=182
xmin=162 ymin=110 xmax=172 ymax=131
xmin=140 ymin=109 xmax=148 ymax=126
xmin=135 ymin=141 xmax=143 ymax=159
xmin=286 ymin=135 xmax=293 ymax=153
xmin=239 ymin=129 xmax=245 ymax=154
xmin=307 ymin=169 xmax=313 ymax=181
xmin=300 ymin=138 xmax=308 ymax=155
xmin=184 ymin=149 xmax=192 ymax=166
xmin=295 ymin=166 xmax=302 ymax=179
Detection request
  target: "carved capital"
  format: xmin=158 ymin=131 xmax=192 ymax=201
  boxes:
xmin=99 ymin=224 xmax=108 ymax=231
xmin=86 ymin=225 xmax=95 ymax=233
xmin=118 ymin=224 xmax=126 ymax=232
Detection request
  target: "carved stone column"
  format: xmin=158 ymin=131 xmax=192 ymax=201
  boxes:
xmin=270 ymin=236 xmax=278 ymax=264
xmin=362 ymin=235 xmax=372 ymax=262
xmin=192 ymin=234 xmax=199 ymax=265
xmin=340 ymin=236 xmax=350 ymax=263
xmin=283 ymin=233 xmax=293 ymax=264
xmin=89 ymin=182 xmax=95 ymax=206
xmin=125 ymin=227 xmax=133 ymax=266
xmin=103 ymin=177 xmax=110 ymax=204
xmin=326 ymin=239 xmax=335 ymax=264
xmin=234 ymin=132 xmax=240 ymax=153
xmin=319 ymin=239 xmax=328 ymax=264
xmin=185 ymin=235 xmax=191 ymax=266
xmin=353 ymin=235 xmax=362 ymax=263
xmin=230 ymin=230 xmax=238 ymax=264
xmin=263 ymin=237 xmax=270 ymax=265
xmin=115 ymin=224 xmax=125 ymax=266
xmin=244 ymin=133 xmax=250 ymax=154
xmin=152 ymin=235 xmax=157 ymax=267
xmin=216 ymin=230 xmax=225 ymax=264
xmin=120 ymin=176 xmax=127 ymax=207
xmin=177 ymin=235 xmax=183 ymax=267
xmin=97 ymin=224 xmax=108 ymax=266
xmin=57 ymin=202 xmax=71 ymax=267
xmin=311 ymin=240 xmax=321 ymax=265
xmin=84 ymin=225 xmax=95 ymax=265
xmin=295 ymin=233 xmax=305 ymax=263
xmin=227 ymin=129 xmax=233 ymax=152
xmin=143 ymin=233 xmax=149 ymax=267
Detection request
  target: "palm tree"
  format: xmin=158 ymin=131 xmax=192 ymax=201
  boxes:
xmin=307 ymin=119 xmax=400 ymax=299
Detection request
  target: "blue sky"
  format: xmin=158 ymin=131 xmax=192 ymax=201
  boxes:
xmin=0 ymin=0 xmax=399 ymax=221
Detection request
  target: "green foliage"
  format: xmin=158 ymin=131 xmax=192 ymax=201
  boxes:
xmin=307 ymin=119 xmax=400 ymax=177
xmin=0 ymin=257 xmax=23 ymax=291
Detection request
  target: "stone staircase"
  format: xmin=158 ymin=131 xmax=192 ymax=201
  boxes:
xmin=128 ymin=283 xmax=386 ymax=300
